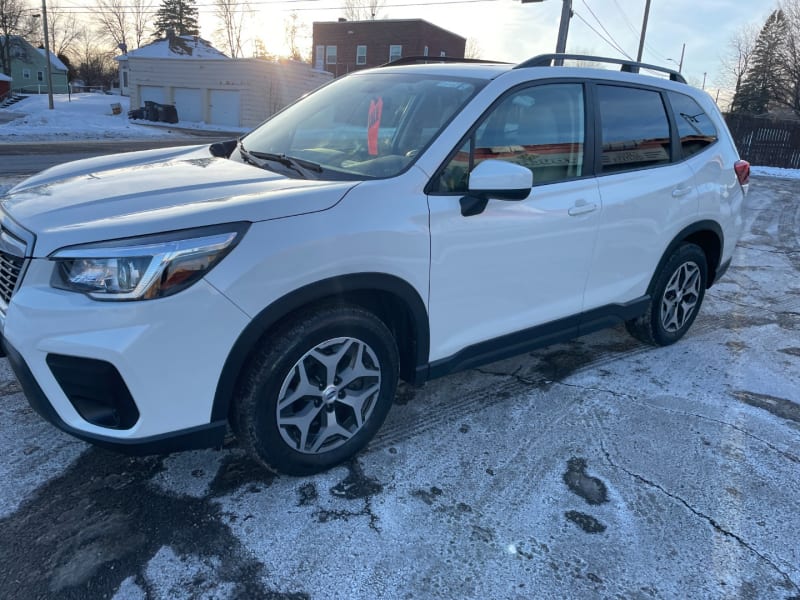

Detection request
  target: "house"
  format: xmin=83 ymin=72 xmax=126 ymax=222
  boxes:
xmin=312 ymin=19 xmax=467 ymax=77
xmin=116 ymin=33 xmax=332 ymax=128
xmin=0 ymin=36 xmax=69 ymax=94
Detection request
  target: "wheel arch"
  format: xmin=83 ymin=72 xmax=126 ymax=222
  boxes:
xmin=648 ymin=221 xmax=723 ymax=295
xmin=210 ymin=273 xmax=430 ymax=422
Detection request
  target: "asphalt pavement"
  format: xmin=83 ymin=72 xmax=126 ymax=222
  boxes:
xmin=0 ymin=175 xmax=798 ymax=599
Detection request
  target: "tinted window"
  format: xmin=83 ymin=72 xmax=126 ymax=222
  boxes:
xmin=597 ymin=85 xmax=670 ymax=174
xmin=668 ymin=91 xmax=718 ymax=159
xmin=435 ymin=83 xmax=585 ymax=192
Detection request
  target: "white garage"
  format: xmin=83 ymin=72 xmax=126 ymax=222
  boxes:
xmin=119 ymin=35 xmax=332 ymax=129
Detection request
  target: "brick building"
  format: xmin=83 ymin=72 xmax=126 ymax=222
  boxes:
xmin=312 ymin=19 xmax=466 ymax=77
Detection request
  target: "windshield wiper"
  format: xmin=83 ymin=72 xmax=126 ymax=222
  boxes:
xmin=239 ymin=142 xmax=322 ymax=179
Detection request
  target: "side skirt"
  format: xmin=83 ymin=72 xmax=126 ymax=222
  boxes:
xmin=423 ymin=296 xmax=649 ymax=381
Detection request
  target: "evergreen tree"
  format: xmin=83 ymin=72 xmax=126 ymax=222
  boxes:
xmin=153 ymin=0 xmax=200 ymax=38
xmin=731 ymin=9 xmax=787 ymax=114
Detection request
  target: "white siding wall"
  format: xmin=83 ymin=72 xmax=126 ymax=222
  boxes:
xmin=127 ymin=58 xmax=332 ymax=128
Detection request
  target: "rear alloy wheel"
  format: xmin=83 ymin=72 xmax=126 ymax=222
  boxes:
xmin=625 ymin=243 xmax=708 ymax=346
xmin=232 ymin=305 xmax=399 ymax=475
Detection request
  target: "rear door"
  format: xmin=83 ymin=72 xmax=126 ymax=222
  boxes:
xmin=584 ymin=83 xmax=700 ymax=311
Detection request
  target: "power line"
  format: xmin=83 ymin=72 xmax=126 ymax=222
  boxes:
xmin=47 ymin=0 xmax=499 ymax=15
xmin=572 ymin=10 xmax=633 ymax=60
xmin=580 ymin=0 xmax=630 ymax=58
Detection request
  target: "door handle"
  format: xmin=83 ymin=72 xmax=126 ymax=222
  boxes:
xmin=672 ymin=186 xmax=693 ymax=198
xmin=568 ymin=202 xmax=598 ymax=216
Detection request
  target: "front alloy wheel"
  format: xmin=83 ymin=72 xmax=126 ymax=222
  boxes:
xmin=277 ymin=337 xmax=382 ymax=455
xmin=232 ymin=305 xmax=399 ymax=475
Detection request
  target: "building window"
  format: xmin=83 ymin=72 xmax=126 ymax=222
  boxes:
xmin=22 ymin=68 xmax=30 ymax=79
xmin=440 ymin=51 xmax=446 ymax=57
xmin=356 ymin=45 xmax=367 ymax=65
xmin=424 ymin=46 xmax=429 ymax=56
xmin=326 ymin=45 xmax=337 ymax=65
xmin=315 ymin=45 xmax=324 ymax=69
xmin=389 ymin=45 xmax=402 ymax=62
xmin=37 ymin=71 xmax=44 ymax=82
xmin=122 ymin=71 xmax=129 ymax=87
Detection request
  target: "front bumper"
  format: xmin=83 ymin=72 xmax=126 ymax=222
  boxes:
xmin=2 ymin=257 xmax=251 ymax=454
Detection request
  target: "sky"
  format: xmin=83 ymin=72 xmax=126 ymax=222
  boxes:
xmin=199 ymin=0 xmax=774 ymax=92
xmin=48 ymin=0 xmax=777 ymax=106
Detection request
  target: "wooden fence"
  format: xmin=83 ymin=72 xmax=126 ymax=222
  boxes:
xmin=724 ymin=113 xmax=800 ymax=169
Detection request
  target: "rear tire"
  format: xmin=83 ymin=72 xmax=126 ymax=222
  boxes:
xmin=625 ymin=243 xmax=708 ymax=346
xmin=231 ymin=304 xmax=399 ymax=476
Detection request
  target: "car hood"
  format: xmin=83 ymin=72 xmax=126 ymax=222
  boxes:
xmin=2 ymin=145 xmax=358 ymax=257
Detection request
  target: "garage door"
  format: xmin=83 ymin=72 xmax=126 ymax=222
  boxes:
xmin=173 ymin=88 xmax=203 ymax=123
xmin=139 ymin=86 xmax=165 ymax=104
xmin=209 ymin=90 xmax=241 ymax=127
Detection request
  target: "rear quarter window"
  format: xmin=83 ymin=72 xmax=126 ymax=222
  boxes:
xmin=668 ymin=91 xmax=718 ymax=159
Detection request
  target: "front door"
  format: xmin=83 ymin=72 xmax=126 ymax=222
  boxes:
xmin=426 ymin=82 xmax=601 ymax=363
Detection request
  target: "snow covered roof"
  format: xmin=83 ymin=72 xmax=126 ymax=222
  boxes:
xmin=117 ymin=35 xmax=229 ymax=61
xmin=0 ymin=73 xmax=12 ymax=82
xmin=37 ymin=48 xmax=68 ymax=71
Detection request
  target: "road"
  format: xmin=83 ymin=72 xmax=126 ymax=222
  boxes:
xmin=0 ymin=138 xmax=230 ymax=176
xmin=0 ymin=173 xmax=798 ymax=599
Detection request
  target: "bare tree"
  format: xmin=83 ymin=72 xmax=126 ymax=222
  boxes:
xmin=719 ymin=23 xmax=758 ymax=102
xmin=94 ymin=0 xmax=129 ymax=50
xmin=130 ymin=0 xmax=153 ymax=49
xmin=73 ymin=26 xmax=116 ymax=88
xmin=214 ymin=0 xmax=247 ymax=58
xmin=284 ymin=11 xmax=307 ymax=61
xmin=780 ymin=0 xmax=800 ymax=114
xmin=0 ymin=0 xmax=36 ymax=76
xmin=46 ymin=0 xmax=82 ymax=57
xmin=464 ymin=37 xmax=481 ymax=59
xmin=343 ymin=0 xmax=384 ymax=21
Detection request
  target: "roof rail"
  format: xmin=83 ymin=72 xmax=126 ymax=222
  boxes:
xmin=379 ymin=56 xmax=510 ymax=67
xmin=514 ymin=53 xmax=686 ymax=84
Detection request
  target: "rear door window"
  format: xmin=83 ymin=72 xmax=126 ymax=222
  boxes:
xmin=668 ymin=91 xmax=718 ymax=159
xmin=597 ymin=85 xmax=671 ymax=174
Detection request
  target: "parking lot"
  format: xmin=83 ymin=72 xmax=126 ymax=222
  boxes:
xmin=0 ymin=175 xmax=798 ymax=599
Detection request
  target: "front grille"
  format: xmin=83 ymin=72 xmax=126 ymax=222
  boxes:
xmin=0 ymin=223 xmax=28 ymax=308
xmin=0 ymin=251 xmax=24 ymax=305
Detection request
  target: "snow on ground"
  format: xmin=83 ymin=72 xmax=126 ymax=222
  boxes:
xmin=0 ymin=93 xmax=245 ymax=142
xmin=751 ymin=165 xmax=800 ymax=179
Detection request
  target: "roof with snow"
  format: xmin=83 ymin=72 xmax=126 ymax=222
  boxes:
xmin=117 ymin=35 xmax=229 ymax=61
xmin=0 ymin=73 xmax=12 ymax=82
xmin=37 ymin=48 xmax=68 ymax=71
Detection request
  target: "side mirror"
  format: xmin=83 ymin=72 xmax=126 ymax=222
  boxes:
xmin=460 ymin=160 xmax=533 ymax=217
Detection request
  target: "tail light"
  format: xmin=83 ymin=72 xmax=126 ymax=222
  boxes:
xmin=734 ymin=160 xmax=750 ymax=187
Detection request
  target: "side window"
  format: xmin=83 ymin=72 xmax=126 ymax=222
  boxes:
xmin=668 ymin=91 xmax=718 ymax=159
xmin=389 ymin=45 xmax=402 ymax=62
xmin=597 ymin=85 xmax=670 ymax=174
xmin=325 ymin=45 xmax=337 ymax=65
xmin=22 ymin=68 xmax=30 ymax=79
xmin=435 ymin=83 xmax=585 ymax=193
xmin=356 ymin=45 xmax=367 ymax=65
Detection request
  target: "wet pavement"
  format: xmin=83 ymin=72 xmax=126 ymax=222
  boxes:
xmin=0 ymin=176 xmax=798 ymax=599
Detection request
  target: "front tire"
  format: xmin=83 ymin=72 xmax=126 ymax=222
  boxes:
xmin=625 ymin=243 xmax=708 ymax=346
xmin=231 ymin=305 xmax=399 ymax=475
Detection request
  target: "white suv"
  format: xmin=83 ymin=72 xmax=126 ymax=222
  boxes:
xmin=0 ymin=55 xmax=749 ymax=475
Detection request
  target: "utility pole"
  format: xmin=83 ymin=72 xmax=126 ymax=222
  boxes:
xmin=41 ymin=0 xmax=54 ymax=110
xmin=521 ymin=0 xmax=573 ymax=66
xmin=678 ymin=43 xmax=685 ymax=73
xmin=636 ymin=0 xmax=652 ymax=62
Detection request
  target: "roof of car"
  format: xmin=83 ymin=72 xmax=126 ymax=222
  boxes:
xmin=368 ymin=53 xmax=687 ymax=86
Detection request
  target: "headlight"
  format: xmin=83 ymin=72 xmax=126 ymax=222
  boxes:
xmin=50 ymin=223 xmax=249 ymax=301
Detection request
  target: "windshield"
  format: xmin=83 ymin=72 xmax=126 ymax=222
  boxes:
xmin=241 ymin=72 xmax=484 ymax=180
